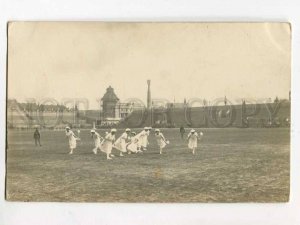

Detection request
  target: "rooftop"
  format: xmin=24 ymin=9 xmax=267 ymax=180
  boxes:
xmin=101 ymin=86 xmax=120 ymax=101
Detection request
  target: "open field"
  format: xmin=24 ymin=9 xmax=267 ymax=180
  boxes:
xmin=6 ymin=128 xmax=290 ymax=202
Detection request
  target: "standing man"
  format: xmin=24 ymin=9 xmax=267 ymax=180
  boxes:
xmin=180 ymin=125 xmax=185 ymax=140
xmin=65 ymin=126 xmax=79 ymax=154
xmin=33 ymin=128 xmax=42 ymax=147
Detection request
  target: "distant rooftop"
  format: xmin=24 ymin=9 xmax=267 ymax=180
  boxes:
xmin=101 ymin=86 xmax=119 ymax=101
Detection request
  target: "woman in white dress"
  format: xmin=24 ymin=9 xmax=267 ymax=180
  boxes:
xmin=155 ymin=129 xmax=169 ymax=154
xmin=136 ymin=127 xmax=149 ymax=151
xmin=187 ymin=129 xmax=203 ymax=155
xmin=90 ymin=129 xmax=103 ymax=155
xmin=114 ymin=128 xmax=131 ymax=156
xmin=126 ymin=131 xmax=142 ymax=153
xmin=65 ymin=126 xmax=79 ymax=154
xmin=100 ymin=128 xmax=117 ymax=160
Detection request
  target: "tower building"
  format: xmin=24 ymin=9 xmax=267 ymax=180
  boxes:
xmin=101 ymin=86 xmax=119 ymax=119
xmin=147 ymin=80 xmax=151 ymax=109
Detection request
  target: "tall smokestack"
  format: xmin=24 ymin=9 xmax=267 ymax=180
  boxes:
xmin=147 ymin=80 xmax=151 ymax=109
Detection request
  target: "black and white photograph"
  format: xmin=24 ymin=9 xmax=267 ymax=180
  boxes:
xmin=5 ymin=22 xmax=291 ymax=203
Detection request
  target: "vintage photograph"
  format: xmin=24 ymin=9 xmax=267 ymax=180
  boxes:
xmin=6 ymin=22 xmax=290 ymax=202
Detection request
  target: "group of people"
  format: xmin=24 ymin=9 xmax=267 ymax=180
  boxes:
xmin=63 ymin=126 xmax=203 ymax=159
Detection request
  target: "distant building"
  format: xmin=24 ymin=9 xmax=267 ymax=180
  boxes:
xmin=166 ymin=102 xmax=186 ymax=108
xmin=100 ymin=86 xmax=120 ymax=119
xmin=100 ymin=86 xmax=143 ymax=123
xmin=115 ymin=102 xmax=135 ymax=119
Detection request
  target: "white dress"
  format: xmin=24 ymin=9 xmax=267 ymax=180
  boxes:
xmin=92 ymin=132 xmax=102 ymax=148
xmin=188 ymin=132 xmax=198 ymax=149
xmin=126 ymin=136 xmax=139 ymax=153
xmin=136 ymin=130 xmax=149 ymax=148
xmin=114 ymin=132 xmax=129 ymax=152
xmin=66 ymin=130 xmax=77 ymax=149
xmin=100 ymin=133 xmax=115 ymax=154
xmin=155 ymin=133 xmax=166 ymax=149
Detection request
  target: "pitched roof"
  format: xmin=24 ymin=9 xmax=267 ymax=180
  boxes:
xmin=101 ymin=86 xmax=119 ymax=101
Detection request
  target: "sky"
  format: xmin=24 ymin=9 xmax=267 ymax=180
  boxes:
xmin=8 ymin=22 xmax=291 ymax=109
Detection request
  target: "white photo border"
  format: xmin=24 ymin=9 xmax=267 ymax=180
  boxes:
xmin=0 ymin=0 xmax=299 ymax=224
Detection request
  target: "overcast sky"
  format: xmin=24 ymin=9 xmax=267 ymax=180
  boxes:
xmin=8 ymin=22 xmax=291 ymax=109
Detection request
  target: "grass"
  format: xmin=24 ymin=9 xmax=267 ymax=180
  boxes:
xmin=6 ymin=128 xmax=290 ymax=202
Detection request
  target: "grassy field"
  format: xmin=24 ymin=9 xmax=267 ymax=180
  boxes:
xmin=6 ymin=128 xmax=290 ymax=202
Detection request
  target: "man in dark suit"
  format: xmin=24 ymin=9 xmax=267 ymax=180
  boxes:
xmin=180 ymin=125 xmax=185 ymax=140
xmin=34 ymin=128 xmax=42 ymax=147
